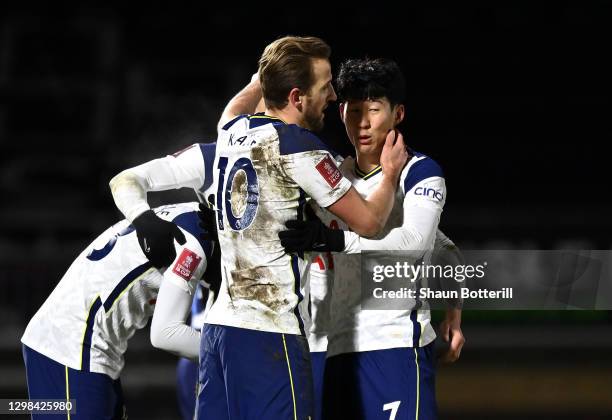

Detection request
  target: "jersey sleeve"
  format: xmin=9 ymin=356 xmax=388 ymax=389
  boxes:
xmin=163 ymin=210 xmax=213 ymax=294
xmin=401 ymin=155 xmax=445 ymax=210
xmin=150 ymin=271 xmax=201 ymax=360
xmin=110 ymin=142 xmax=216 ymax=222
xmin=276 ymin=124 xmax=352 ymax=208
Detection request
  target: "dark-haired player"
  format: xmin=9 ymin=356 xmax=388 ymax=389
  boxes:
xmin=280 ymin=58 xmax=465 ymax=420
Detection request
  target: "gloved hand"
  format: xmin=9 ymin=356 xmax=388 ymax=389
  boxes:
xmin=198 ymin=199 xmax=218 ymax=243
xmin=278 ymin=212 xmax=345 ymax=253
xmin=132 ymin=210 xmax=186 ymax=268
xmin=201 ymin=233 xmax=222 ymax=300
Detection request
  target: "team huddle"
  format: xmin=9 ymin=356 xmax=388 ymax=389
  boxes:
xmin=22 ymin=36 xmax=465 ymax=420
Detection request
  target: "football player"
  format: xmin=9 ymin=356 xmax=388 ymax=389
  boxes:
xmin=109 ymin=36 xmax=409 ymax=420
xmin=21 ymin=202 xmax=215 ymax=420
xmin=279 ymin=58 xmax=466 ymax=420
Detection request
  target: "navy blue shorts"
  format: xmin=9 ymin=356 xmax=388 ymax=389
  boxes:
xmin=197 ymin=324 xmax=313 ymax=420
xmin=310 ymin=351 xmax=326 ymax=420
xmin=22 ymin=345 xmax=126 ymax=420
xmin=177 ymin=357 xmax=199 ymax=420
xmin=322 ymin=344 xmax=437 ymax=420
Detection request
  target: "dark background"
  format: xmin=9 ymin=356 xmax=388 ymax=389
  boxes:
xmin=1 ymin=3 xmax=611 ymax=419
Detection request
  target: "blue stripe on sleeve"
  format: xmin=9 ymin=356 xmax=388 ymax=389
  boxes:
xmin=173 ymin=211 xmax=214 ymax=260
xmin=198 ymin=142 xmax=216 ymax=193
xmin=103 ymin=262 xmax=154 ymax=312
xmin=403 ymin=156 xmax=444 ymax=194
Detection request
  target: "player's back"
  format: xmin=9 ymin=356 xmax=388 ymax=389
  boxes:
xmin=205 ymin=114 xmax=351 ymax=335
xmin=21 ymin=203 xmax=206 ymax=379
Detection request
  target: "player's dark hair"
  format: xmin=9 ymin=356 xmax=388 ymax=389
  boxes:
xmin=336 ymin=58 xmax=405 ymax=106
xmin=259 ymin=35 xmax=331 ymax=110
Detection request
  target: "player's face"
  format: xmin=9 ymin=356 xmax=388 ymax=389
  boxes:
xmin=341 ymin=98 xmax=404 ymax=158
xmin=302 ymin=58 xmax=337 ymax=132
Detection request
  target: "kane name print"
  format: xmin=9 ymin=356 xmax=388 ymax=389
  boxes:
xmin=316 ymin=155 xmax=342 ymax=188
xmin=172 ymin=249 xmax=202 ymax=280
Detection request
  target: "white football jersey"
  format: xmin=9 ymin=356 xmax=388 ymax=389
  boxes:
xmin=314 ymin=152 xmax=446 ymax=357
xmin=305 ymin=252 xmax=335 ymax=352
xmin=203 ymin=114 xmax=352 ymax=335
xmin=21 ymin=203 xmax=210 ymax=379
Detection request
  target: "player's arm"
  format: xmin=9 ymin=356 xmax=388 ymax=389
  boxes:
xmin=280 ymin=161 xmax=444 ymax=253
xmin=342 ymin=176 xmax=444 ymax=253
xmin=439 ymin=307 xmax=465 ymax=363
xmin=432 ymin=230 xmax=465 ymax=363
xmin=110 ymin=144 xmax=215 ymax=267
xmin=150 ymin=276 xmax=201 ymax=360
xmin=327 ymin=131 xmax=406 ymax=237
xmin=150 ymin=235 xmax=208 ymax=361
xmin=109 ymin=145 xmax=209 ymax=222
xmin=283 ymin=129 xmax=408 ymax=238
xmin=217 ymin=72 xmax=264 ymax=132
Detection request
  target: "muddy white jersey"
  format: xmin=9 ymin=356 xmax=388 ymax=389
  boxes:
xmin=315 ymin=153 xmax=446 ymax=357
xmin=21 ymin=203 xmax=211 ymax=379
xmin=203 ymin=114 xmax=352 ymax=335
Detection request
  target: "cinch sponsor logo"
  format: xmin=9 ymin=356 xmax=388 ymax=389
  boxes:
xmin=414 ymin=187 xmax=444 ymax=201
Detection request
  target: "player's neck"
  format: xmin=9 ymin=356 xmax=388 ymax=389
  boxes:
xmin=355 ymin=153 xmax=381 ymax=173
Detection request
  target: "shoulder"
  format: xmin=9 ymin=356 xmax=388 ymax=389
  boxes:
xmin=220 ymin=114 xmax=249 ymax=131
xmin=155 ymin=203 xmax=212 ymax=257
xmin=275 ymin=124 xmax=337 ymax=156
xmin=401 ymin=151 xmax=444 ymax=193
xmin=196 ymin=142 xmax=216 ymax=193
xmin=197 ymin=142 xmax=216 ymax=157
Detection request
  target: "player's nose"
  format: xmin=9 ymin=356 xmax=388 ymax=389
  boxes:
xmin=328 ymin=86 xmax=337 ymax=102
xmin=359 ymin=115 xmax=370 ymax=128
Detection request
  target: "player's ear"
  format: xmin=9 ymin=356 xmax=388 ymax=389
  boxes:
xmin=288 ymin=88 xmax=302 ymax=111
xmin=394 ymin=104 xmax=405 ymax=125
xmin=339 ymin=102 xmax=346 ymax=123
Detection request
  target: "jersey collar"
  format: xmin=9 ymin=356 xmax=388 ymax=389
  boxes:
xmin=354 ymin=163 xmax=382 ymax=180
xmin=248 ymin=112 xmax=286 ymax=128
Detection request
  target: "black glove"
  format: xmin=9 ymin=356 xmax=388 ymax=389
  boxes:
xmin=198 ymin=200 xmax=218 ymax=243
xmin=132 ymin=210 xmax=186 ymax=268
xmin=201 ymin=235 xmax=222 ymax=301
xmin=278 ymin=216 xmax=345 ymax=253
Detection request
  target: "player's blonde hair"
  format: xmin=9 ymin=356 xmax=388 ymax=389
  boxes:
xmin=258 ymin=35 xmax=331 ymax=110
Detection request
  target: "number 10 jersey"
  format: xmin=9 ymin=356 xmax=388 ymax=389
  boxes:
xmin=204 ymin=114 xmax=351 ymax=335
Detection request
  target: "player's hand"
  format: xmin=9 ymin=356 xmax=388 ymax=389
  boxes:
xmin=133 ymin=210 xmax=186 ymax=268
xmin=380 ymin=129 xmax=409 ymax=183
xmin=198 ymin=201 xmax=218 ymax=243
xmin=438 ymin=309 xmax=465 ymax=363
xmin=279 ymin=208 xmax=344 ymax=253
